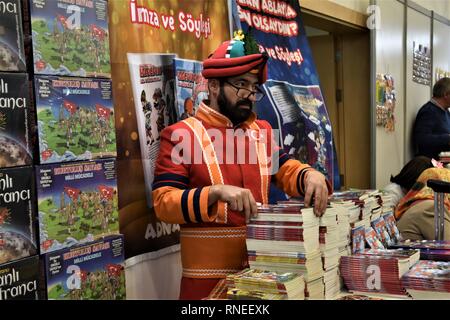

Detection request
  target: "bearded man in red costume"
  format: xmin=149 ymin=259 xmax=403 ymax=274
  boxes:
xmin=152 ymin=32 xmax=332 ymax=300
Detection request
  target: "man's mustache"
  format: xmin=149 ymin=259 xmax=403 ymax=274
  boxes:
xmin=236 ymin=100 xmax=253 ymax=109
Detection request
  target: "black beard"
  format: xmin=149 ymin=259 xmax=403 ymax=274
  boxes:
xmin=217 ymin=87 xmax=253 ymax=126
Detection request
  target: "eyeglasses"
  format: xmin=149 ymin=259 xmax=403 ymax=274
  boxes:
xmin=224 ymin=81 xmax=265 ymax=101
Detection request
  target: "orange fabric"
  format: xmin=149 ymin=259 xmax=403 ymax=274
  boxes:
xmin=153 ymin=186 xmax=215 ymax=224
xmin=182 ymin=116 xmax=229 ymax=223
xmin=395 ymin=167 xmax=450 ymax=220
xmin=152 ymin=101 xmax=331 ymax=290
xmin=274 ymin=159 xmax=312 ymax=197
xmin=182 ymin=117 xmax=224 ymax=186
xmin=248 ymin=121 xmax=270 ymax=204
xmin=180 ymin=226 xmax=247 ymax=279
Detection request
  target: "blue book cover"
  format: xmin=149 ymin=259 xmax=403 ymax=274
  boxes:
xmin=34 ymin=75 xmax=116 ymax=164
xmin=36 ymin=158 xmax=119 ymax=254
xmin=45 ymin=235 xmax=125 ymax=300
xmin=351 ymin=226 xmax=365 ymax=254
xmin=264 ymin=81 xmax=333 ymax=178
xmin=173 ymin=58 xmax=208 ymax=120
xmin=29 ymin=0 xmax=110 ymax=77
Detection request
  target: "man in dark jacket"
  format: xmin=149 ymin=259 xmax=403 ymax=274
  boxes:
xmin=413 ymin=77 xmax=450 ymax=159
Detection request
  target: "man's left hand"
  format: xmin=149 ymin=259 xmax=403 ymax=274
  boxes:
xmin=303 ymin=170 xmax=329 ymax=217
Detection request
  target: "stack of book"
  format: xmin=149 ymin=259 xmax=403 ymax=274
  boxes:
xmin=319 ymin=209 xmax=339 ymax=267
xmin=247 ymin=204 xmax=323 ymax=299
xmin=247 ymin=204 xmax=320 ymax=253
xmin=330 ymin=200 xmax=354 ymax=259
xmin=319 ymin=208 xmax=340 ymax=300
xmin=390 ymin=240 xmax=450 ymax=261
xmin=226 ymin=269 xmax=305 ymax=300
xmin=380 ymin=193 xmax=395 ymax=213
xmin=370 ymin=206 xmax=382 ymax=223
xmin=247 ymin=250 xmax=323 ymax=281
xmin=401 ymin=261 xmax=450 ymax=300
xmin=339 ymin=249 xmax=420 ymax=297
xmin=323 ymin=267 xmax=340 ymax=300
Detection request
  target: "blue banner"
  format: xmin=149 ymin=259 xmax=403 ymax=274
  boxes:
xmin=231 ymin=0 xmax=340 ymax=197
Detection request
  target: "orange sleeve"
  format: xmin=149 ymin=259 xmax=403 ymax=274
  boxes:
xmin=274 ymin=159 xmax=316 ymax=197
xmin=152 ymin=124 xmax=226 ymax=224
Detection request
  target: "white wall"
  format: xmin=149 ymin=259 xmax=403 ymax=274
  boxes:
xmin=405 ymin=7 xmax=431 ymax=162
xmin=433 ymin=19 xmax=450 ymax=87
xmin=415 ymin=0 xmax=450 ymax=19
xmin=329 ymin=0 xmax=447 ymax=187
xmin=375 ymin=0 xmax=405 ymax=188
xmin=125 ymin=251 xmax=182 ymax=299
xmin=330 ymin=0 xmax=450 ymax=19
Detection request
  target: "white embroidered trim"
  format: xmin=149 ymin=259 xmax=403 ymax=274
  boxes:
xmin=183 ymin=268 xmax=240 ymax=277
xmin=181 ymin=228 xmax=246 ymax=235
xmin=181 ymin=234 xmax=245 ymax=239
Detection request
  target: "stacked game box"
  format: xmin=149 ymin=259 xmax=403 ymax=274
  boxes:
xmin=45 ymin=234 xmax=125 ymax=300
xmin=29 ymin=0 xmax=110 ymax=78
xmin=0 ymin=72 xmax=32 ymax=168
xmin=0 ymin=255 xmax=41 ymax=300
xmin=0 ymin=0 xmax=26 ymax=72
xmin=36 ymin=158 xmax=119 ymax=254
xmin=34 ymin=75 xmax=116 ymax=164
xmin=0 ymin=165 xmax=37 ymax=265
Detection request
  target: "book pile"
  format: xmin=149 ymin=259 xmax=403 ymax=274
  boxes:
xmin=370 ymin=206 xmax=382 ymax=223
xmin=247 ymin=204 xmax=323 ymax=299
xmin=401 ymin=261 xmax=450 ymax=300
xmin=319 ymin=208 xmax=340 ymax=299
xmin=226 ymin=269 xmax=305 ymax=300
xmin=390 ymin=240 xmax=450 ymax=261
xmin=247 ymin=204 xmax=320 ymax=253
xmin=332 ymin=190 xmax=384 ymax=230
xmin=380 ymin=193 xmax=395 ymax=212
xmin=336 ymin=294 xmax=383 ymax=300
xmin=339 ymin=249 xmax=420 ymax=297
xmin=275 ymin=201 xmax=340 ymax=299
xmin=329 ymin=200 xmax=354 ymax=260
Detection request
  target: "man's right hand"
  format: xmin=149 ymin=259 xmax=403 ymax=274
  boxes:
xmin=208 ymin=185 xmax=258 ymax=223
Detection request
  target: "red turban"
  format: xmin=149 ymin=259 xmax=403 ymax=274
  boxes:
xmin=202 ymin=38 xmax=268 ymax=84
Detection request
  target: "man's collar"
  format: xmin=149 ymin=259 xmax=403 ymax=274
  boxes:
xmin=196 ymin=101 xmax=257 ymax=128
xmin=430 ymin=98 xmax=448 ymax=111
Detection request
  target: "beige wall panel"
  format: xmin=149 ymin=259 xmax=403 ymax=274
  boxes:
xmin=433 ymin=19 xmax=450 ymax=87
xmin=405 ymin=8 xmax=431 ymax=161
xmin=329 ymin=0 xmax=370 ymax=14
xmin=375 ymin=0 xmax=405 ymax=188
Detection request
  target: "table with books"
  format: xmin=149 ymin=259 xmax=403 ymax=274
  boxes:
xmin=206 ymin=190 xmax=450 ymax=300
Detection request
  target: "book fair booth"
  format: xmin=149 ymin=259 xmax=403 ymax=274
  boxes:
xmin=0 ymin=0 xmax=449 ymax=301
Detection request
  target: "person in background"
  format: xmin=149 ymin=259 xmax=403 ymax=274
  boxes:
xmin=395 ymin=167 xmax=450 ymax=240
xmin=413 ymin=77 xmax=450 ymax=159
xmin=382 ymin=156 xmax=433 ymax=207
